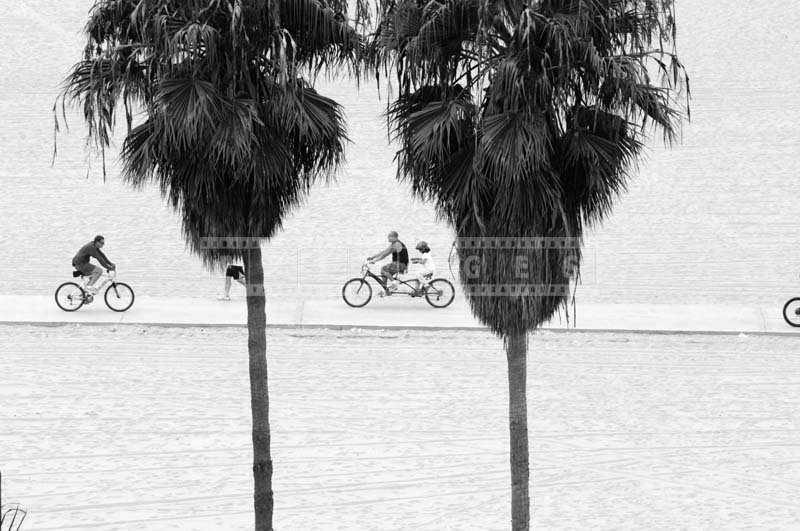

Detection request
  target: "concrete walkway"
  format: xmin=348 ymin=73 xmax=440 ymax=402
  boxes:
xmin=0 ymin=294 xmax=797 ymax=335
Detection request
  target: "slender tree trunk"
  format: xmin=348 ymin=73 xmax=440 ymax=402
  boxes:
xmin=243 ymin=247 xmax=273 ymax=530
xmin=506 ymin=331 xmax=530 ymax=530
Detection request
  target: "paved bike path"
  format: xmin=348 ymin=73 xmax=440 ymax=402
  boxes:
xmin=0 ymin=294 xmax=796 ymax=335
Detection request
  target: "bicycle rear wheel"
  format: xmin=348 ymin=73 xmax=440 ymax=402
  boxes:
xmin=55 ymin=282 xmax=86 ymax=312
xmin=783 ymin=298 xmax=800 ymax=327
xmin=105 ymin=282 xmax=135 ymax=312
xmin=424 ymin=279 xmax=455 ymax=308
xmin=342 ymin=278 xmax=372 ymax=307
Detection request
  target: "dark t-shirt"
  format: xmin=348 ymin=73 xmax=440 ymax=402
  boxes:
xmin=72 ymin=242 xmax=114 ymax=269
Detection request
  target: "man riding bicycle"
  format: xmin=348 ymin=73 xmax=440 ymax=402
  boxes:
xmin=72 ymin=235 xmax=115 ymax=292
xmin=368 ymin=231 xmax=409 ymax=288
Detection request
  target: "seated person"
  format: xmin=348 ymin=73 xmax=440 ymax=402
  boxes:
xmin=407 ymin=240 xmax=435 ymax=289
xmin=72 ymin=235 xmax=115 ymax=293
xmin=367 ymin=230 xmax=409 ymax=289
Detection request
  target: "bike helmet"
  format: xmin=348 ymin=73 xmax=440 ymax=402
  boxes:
xmin=415 ymin=240 xmax=430 ymax=253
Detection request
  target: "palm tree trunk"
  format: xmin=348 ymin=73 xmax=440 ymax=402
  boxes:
xmin=243 ymin=246 xmax=273 ymax=531
xmin=506 ymin=331 xmax=530 ymax=530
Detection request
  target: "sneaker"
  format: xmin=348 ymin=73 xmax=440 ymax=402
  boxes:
xmin=217 ymin=295 xmax=231 ymax=301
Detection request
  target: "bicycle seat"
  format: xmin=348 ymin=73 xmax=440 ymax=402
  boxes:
xmin=72 ymin=270 xmax=85 ymax=278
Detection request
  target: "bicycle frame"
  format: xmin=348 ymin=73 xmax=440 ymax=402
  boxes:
xmin=82 ymin=270 xmax=118 ymax=293
xmin=361 ymin=263 xmax=432 ymax=296
xmin=57 ymin=268 xmax=135 ymax=313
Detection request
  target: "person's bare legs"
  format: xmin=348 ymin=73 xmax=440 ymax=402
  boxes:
xmin=381 ymin=264 xmax=402 ymax=289
xmin=221 ymin=275 xmax=246 ymax=300
xmin=380 ymin=264 xmax=390 ymax=286
xmin=85 ymin=266 xmax=103 ymax=291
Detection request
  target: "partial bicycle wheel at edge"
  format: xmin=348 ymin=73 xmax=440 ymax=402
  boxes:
xmin=783 ymin=297 xmax=800 ymax=327
xmin=342 ymin=278 xmax=372 ymax=307
xmin=105 ymin=282 xmax=135 ymax=312
xmin=55 ymin=282 xmax=86 ymax=312
xmin=425 ymin=278 xmax=455 ymax=308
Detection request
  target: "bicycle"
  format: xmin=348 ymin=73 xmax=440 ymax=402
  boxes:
xmin=342 ymin=260 xmax=455 ymax=308
xmin=783 ymin=296 xmax=800 ymax=327
xmin=55 ymin=269 xmax=135 ymax=312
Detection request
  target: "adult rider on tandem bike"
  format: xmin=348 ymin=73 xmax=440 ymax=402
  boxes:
xmin=367 ymin=230 xmax=409 ymax=295
xmin=342 ymin=231 xmax=455 ymax=308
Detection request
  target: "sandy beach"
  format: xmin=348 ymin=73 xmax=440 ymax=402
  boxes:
xmin=2 ymin=325 xmax=800 ymax=529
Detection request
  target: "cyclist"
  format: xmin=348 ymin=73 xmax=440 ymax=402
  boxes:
xmin=72 ymin=235 xmax=115 ymax=293
xmin=409 ymin=241 xmax=436 ymax=290
xmin=368 ymin=231 xmax=409 ymax=289
xmin=219 ymin=264 xmax=246 ymax=300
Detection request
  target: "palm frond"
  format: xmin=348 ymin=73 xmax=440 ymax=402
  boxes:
xmin=478 ymin=110 xmax=550 ymax=185
xmin=280 ymin=0 xmax=361 ymax=73
xmin=368 ymin=0 xmax=689 ymax=335
xmin=57 ymin=0 xmax=358 ymax=267
xmin=558 ymin=106 xmax=642 ymax=225
xmin=154 ymin=77 xmax=224 ymax=145
xmin=277 ymin=83 xmax=348 ymax=179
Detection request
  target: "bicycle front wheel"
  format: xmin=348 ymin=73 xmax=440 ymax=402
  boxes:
xmin=105 ymin=282 xmax=135 ymax=312
xmin=783 ymin=297 xmax=800 ymax=327
xmin=342 ymin=278 xmax=372 ymax=307
xmin=55 ymin=282 xmax=86 ymax=312
xmin=424 ymin=279 xmax=455 ymax=308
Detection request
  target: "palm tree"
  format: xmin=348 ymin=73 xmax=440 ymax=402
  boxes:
xmin=365 ymin=0 xmax=689 ymax=528
xmin=57 ymin=1 xmax=358 ymax=528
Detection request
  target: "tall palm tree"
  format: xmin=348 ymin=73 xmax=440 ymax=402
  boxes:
xmin=365 ymin=0 xmax=689 ymax=528
xmin=58 ymin=1 xmax=358 ymax=528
